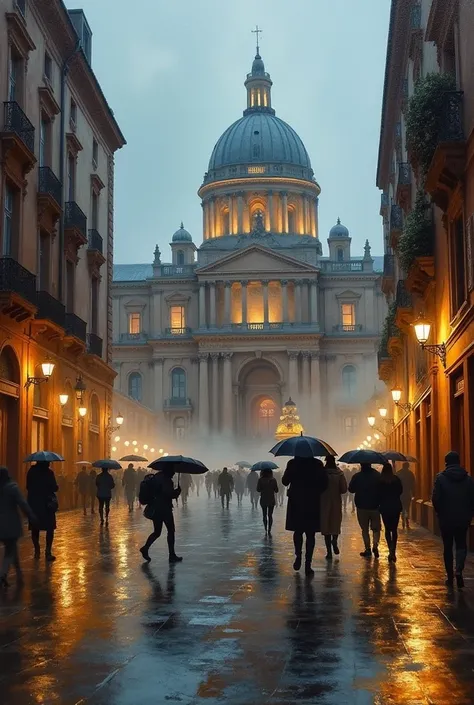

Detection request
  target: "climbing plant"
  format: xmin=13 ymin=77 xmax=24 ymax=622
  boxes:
xmin=398 ymin=191 xmax=434 ymax=272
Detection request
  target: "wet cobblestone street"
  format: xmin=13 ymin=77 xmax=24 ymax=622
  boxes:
xmin=2 ymin=494 xmax=474 ymax=705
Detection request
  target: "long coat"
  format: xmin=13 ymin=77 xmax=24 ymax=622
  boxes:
xmin=0 ymin=480 xmax=34 ymax=540
xmin=26 ymin=464 xmax=58 ymax=531
xmin=320 ymin=467 xmax=347 ymax=535
xmin=282 ymin=457 xmax=328 ymax=533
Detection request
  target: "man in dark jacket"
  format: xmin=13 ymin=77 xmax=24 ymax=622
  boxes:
xmin=139 ymin=468 xmax=182 ymax=563
xmin=432 ymin=451 xmax=474 ymax=588
xmin=349 ymin=464 xmax=382 ymax=558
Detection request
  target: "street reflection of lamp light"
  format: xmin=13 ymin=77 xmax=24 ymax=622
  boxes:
xmin=59 ymin=393 xmax=69 ymax=407
xmin=78 ymin=405 xmax=87 ymax=417
xmin=367 ymin=414 xmax=376 ymax=427
xmin=25 ymin=358 xmax=55 ymax=389
xmin=413 ymin=313 xmax=446 ymax=368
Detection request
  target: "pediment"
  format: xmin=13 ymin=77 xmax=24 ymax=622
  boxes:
xmin=196 ymin=245 xmax=318 ymax=277
xmin=335 ymin=289 xmax=362 ymax=299
xmin=165 ymin=291 xmax=191 ymax=302
xmin=124 ymin=298 xmax=148 ymax=310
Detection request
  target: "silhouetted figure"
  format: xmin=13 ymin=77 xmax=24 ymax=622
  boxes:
xmin=0 ymin=466 xmax=35 ymax=587
xmin=194 ymin=474 xmax=203 ymax=497
xmin=320 ymin=456 xmax=347 ymax=559
xmin=26 ymin=461 xmax=59 ymax=561
xmin=122 ymin=464 xmax=137 ymax=512
xmin=180 ymin=473 xmax=193 ymax=506
xmin=342 ymin=465 xmax=353 ymax=512
xmin=205 ymin=472 xmax=213 ymax=498
xmin=246 ymin=469 xmax=259 ymax=508
xmin=275 ymin=470 xmax=285 ymax=507
xmin=432 ymin=451 xmax=474 ymax=588
xmin=378 ymin=462 xmax=403 ymax=563
xmin=218 ymin=468 xmax=234 ymax=509
xmin=233 ymin=471 xmax=245 ymax=506
xmin=396 ymin=462 xmax=416 ymax=529
xmin=140 ymin=468 xmax=182 ymax=563
xmin=257 ymin=469 xmax=278 ymax=534
xmin=282 ymin=457 xmax=328 ymax=576
xmin=349 ymin=463 xmax=382 ymax=559
xmin=135 ymin=468 xmax=146 ymax=506
xmin=75 ymin=466 xmax=89 ymax=515
xmin=212 ymin=471 xmax=219 ymax=498
xmin=96 ymin=468 xmax=115 ymax=526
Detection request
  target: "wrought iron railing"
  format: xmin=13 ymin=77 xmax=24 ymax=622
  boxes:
xmin=160 ymin=265 xmax=196 ymax=277
xmin=320 ymin=261 xmax=363 ymax=272
xmin=396 ymin=279 xmax=412 ymax=308
xmin=87 ymin=332 xmax=103 ymax=357
xmin=164 ymin=327 xmax=192 ymax=336
xmin=65 ymin=312 xmax=87 ymax=342
xmin=118 ymin=332 xmax=148 ymax=342
xmin=38 ymin=166 xmax=61 ymax=206
xmin=383 ymin=254 xmax=395 ymax=278
xmin=64 ymin=201 xmax=87 ymax=239
xmin=0 ymin=256 xmax=37 ymax=304
xmin=333 ymin=324 xmax=363 ymax=333
xmin=36 ymin=290 xmax=65 ymax=328
xmin=88 ymin=229 xmax=103 ymax=253
xmin=439 ymin=91 xmax=464 ymax=142
xmin=3 ymin=101 xmax=35 ymax=153
xmin=390 ymin=204 xmax=403 ymax=231
xmin=398 ymin=162 xmax=411 ymax=186
xmin=164 ymin=397 xmax=193 ymax=408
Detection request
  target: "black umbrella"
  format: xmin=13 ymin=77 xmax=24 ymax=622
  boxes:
xmin=119 ymin=454 xmax=148 ymax=462
xmin=92 ymin=459 xmax=122 ymax=470
xmin=338 ymin=449 xmax=387 ymax=465
xmin=251 ymin=461 xmax=279 ymax=472
xmin=384 ymin=450 xmax=418 ymax=463
xmin=24 ymin=451 xmax=64 ymax=463
xmin=269 ymin=434 xmax=337 ymax=458
xmin=148 ymin=455 xmax=209 ymax=475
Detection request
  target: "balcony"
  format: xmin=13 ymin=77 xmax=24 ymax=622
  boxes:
xmin=377 ymin=343 xmax=394 ymax=383
xmin=320 ymin=261 xmax=363 ymax=273
xmin=389 ymin=204 xmax=403 ymax=249
xmin=1 ymin=101 xmax=36 ymax=173
xmin=118 ymin=332 xmax=148 ymax=344
xmin=159 ymin=264 xmax=196 ymax=277
xmin=65 ymin=312 xmax=87 ymax=344
xmin=397 ymin=162 xmax=412 ymax=209
xmin=36 ymin=290 xmax=65 ymax=332
xmin=332 ymin=324 xmax=363 ymax=333
xmin=37 ymin=167 xmax=62 ymax=229
xmin=164 ymin=397 xmax=193 ymax=411
xmin=425 ymin=91 xmax=466 ymax=212
xmin=0 ymin=257 xmax=37 ymax=321
xmin=164 ymin=327 xmax=192 ymax=337
xmin=381 ymin=253 xmax=395 ymax=295
xmin=64 ymin=201 xmax=87 ymax=250
xmin=87 ymin=229 xmax=106 ymax=272
xmin=395 ymin=279 xmax=414 ymax=332
xmin=87 ymin=333 xmax=103 ymax=357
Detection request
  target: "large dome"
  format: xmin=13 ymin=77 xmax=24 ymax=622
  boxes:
xmin=208 ymin=112 xmax=312 ymax=172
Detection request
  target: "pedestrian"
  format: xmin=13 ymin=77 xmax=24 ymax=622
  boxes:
xmin=349 ymin=463 xmax=382 ymax=559
xmin=180 ymin=473 xmax=193 ymax=506
xmin=282 ymin=456 xmax=328 ymax=576
xmin=195 ymin=474 xmax=203 ymax=497
xmin=88 ymin=469 xmax=97 ymax=514
xmin=205 ymin=471 xmax=213 ymax=498
xmin=397 ymin=461 xmax=416 ymax=529
xmin=246 ymin=469 xmax=259 ymax=508
xmin=122 ymin=463 xmax=137 ymax=512
xmin=0 ymin=466 xmax=36 ymax=587
xmin=342 ymin=465 xmax=353 ymax=512
xmin=233 ymin=470 xmax=245 ymax=506
xmin=256 ymin=468 xmax=278 ymax=534
xmin=26 ymin=460 xmax=59 ymax=561
xmin=432 ymin=451 xmax=474 ymax=588
xmin=320 ymin=456 xmax=347 ymax=560
xmin=275 ymin=470 xmax=285 ymax=507
xmin=135 ymin=468 xmax=146 ymax=507
xmin=139 ymin=468 xmax=182 ymax=563
xmin=212 ymin=471 xmax=219 ymax=498
xmin=95 ymin=468 xmax=115 ymax=526
xmin=75 ymin=465 xmax=90 ymax=515
xmin=218 ymin=467 xmax=234 ymax=509
xmin=378 ymin=462 xmax=403 ymax=563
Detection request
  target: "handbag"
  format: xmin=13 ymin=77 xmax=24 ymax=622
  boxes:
xmin=143 ymin=503 xmax=155 ymax=520
xmin=46 ymin=494 xmax=59 ymax=512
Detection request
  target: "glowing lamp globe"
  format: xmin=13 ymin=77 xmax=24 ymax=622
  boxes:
xmin=78 ymin=406 xmax=87 ymax=417
xmin=112 ymin=446 xmax=117 ymax=452
xmin=59 ymin=394 xmax=68 ymax=407
xmin=41 ymin=360 xmax=55 ymax=378
xmin=367 ymin=414 xmax=376 ymax=427
xmin=413 ymin=315 xmax=431 ymax=345
xmin=124 ymin=441 xmax=130 ymax=447
xmin=116 ymin=413 xmax=124 ymax=426
xmin=114 ymin=436 xmax=120 ymax=442
xmin=391 ymin=386 xmax=402 ymax=403
xmin=379 ymin=406 xmax=388 ymax=418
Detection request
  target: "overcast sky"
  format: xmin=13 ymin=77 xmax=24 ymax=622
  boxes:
xmin=65 ymin=0 xmax=391 ymax=264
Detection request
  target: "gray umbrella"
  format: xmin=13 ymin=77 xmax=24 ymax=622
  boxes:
xmin=251 ymin=461 xmax=279 ymax=471
xmin=338 ymin=449 xmax=387 ymax=465
xmin=24 ymin=451 xmax=64 ymax=462
xmin=148 ymin=455 xmax=208 ymax=474
xmin=92 ymin=459 xmax=122 ymax=470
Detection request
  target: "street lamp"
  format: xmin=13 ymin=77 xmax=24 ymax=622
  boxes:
xmin=106 ymin=413 xmax=124 ymax=435
xmin=150 ymin=447 xmax=155 ymax=453
xmin=114 ymin=436 xmax=120 ymax=442
xmin=74 ymin=375 xmax=86 ymax=402
xmin=379 ymin=406 xmax=387 ymax=418
xmin=25 ymin=358 xmax=55 ymax=389
xmin=413 ymin=313 xmax=446 ymax=368
xmin=59 ymin=393 xmax=69 ymax=407
xmin=143 ymin=444 xmax=148 ymax=450
xmin=124 ymin=441 xmax=130 ymax=447
xmin=391 ymin=385 xmax=413 ymax=413
xmin=367 ymin=414 xmax=376 ymax=428
xmin=78 ymin=405 xmax=87 ymax=418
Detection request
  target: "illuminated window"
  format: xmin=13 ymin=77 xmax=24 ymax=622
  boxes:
xmin=258 ymin=398 xmax=277 ymax=436
xmin=128 ymin=372 xmax=142 ymax=401
xmin=342 ymin=365 xmax=357 ymax=397
xmin=128 ymin=312 xmax=141 ymax=335
xmin=341 ymin=303 xmax=355 ymax=330
xmin=259 ymin=399 xmax=276 ymax=418
xmin=170 ymin=305 xmax=185 ymax=331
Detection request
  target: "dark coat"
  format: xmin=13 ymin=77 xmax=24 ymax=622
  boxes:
xmin=75 ymin=469 xmax=89 ymax=495
xmin=256 ymin=476 xmax=278 ymax=508
xmin=348 ymin=467 xmax=381 ymax=510
xmin=96 ymin=471 xmax=115 ymax=499
xmin=282 ymin=458 xmax=328 ymax=533
xmin=150 ymin=472 xmax=181 ymax=516
xmin=378 ymin=476 xmax=403 ymax=516
xmin=0 ymin=480 xmax=35 ymax=540
xmin=432 ymin=464 xmax=474 ymax=528
xmin=26 ymin=464 xmax=59 ymax=531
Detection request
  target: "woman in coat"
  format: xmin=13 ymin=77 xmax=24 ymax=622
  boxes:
xmin=0 ymin=466 xmax=35 ymax=586
xmin=320 ymin=456 xmax=347 ymax=559
xmin=379 ymin=462 xmax=403 ymax=562
xmin=282 ymin=457 xmax=328 ymax=576
xmin=26 ymin=461 xmax=59 ymax=561
xmin=96 ymin=468 xmax=115 ymax=525
xmin=256 ymin=469 xmax=279 ymax=534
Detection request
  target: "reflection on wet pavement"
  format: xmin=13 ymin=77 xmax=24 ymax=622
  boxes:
xmin=1 ymin=497 xmax=474 ymax=704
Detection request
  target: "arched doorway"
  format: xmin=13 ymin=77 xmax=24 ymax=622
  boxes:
xmin=238 ymin=358 xmax=281 ymax=438
xmin=256 ymin=397 xmax=277 ymax=437
xmin=0 ymin=346 xmax=20 ymax=479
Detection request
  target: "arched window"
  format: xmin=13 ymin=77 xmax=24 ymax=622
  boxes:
xmin=173 ymin=416 xmax=186 ymax=440
xmin=287 ymin=208 xmax=296 ymax=233
xmin=337 ymin=247 xmax=344 ymax=262
xmin=342 ymin=365 xmax=357 ymax=398
xmin=0 ymin=346 xmax=19 ymax=383
xmin=90 ymin=394 xmax=100 ymax=426
xmin=128 ymin=372 xmax=142 ymax=401
xmin=176 ymin=250 xmax=185 ymax=266
xmin=258 ymin=398 xmax=277 ymax=436
xmin=171 ymin=367 xmax=186 ymax=400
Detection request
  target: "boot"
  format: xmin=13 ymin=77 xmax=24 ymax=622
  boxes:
xmin=169 ymin=554 xmax=183 ymax=563
xmin=263 ymin=517 xmax=268 ymax=533
xmin=456 ymin=572 xmax=465 ymax=589
xmin=401 ymin=515 xmax=406 ymax=529
xmin=332 ymin=536 xmax=340 ymax=555
xmin=406 ymin=518 xmax=410 ymax=530
xmin=140 ymin=546 xmax=151 ymax=562
xmin=305 ymin=561 xmax=314 ymax=577
xmin=360 ymin=549 xmax=371 ymax=558
xmin=293 ymin=554 xmax=302 ymax=571
xmin=324 ymin=535 xmax=332 ymax=560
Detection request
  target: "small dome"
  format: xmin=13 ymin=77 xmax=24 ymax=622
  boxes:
xmin=329 ymin=218 xmax=350 ymax=238
xmin=172 ymin=222 xmax=192 ymax=242
xmin=251 ymin=52 xmax=265 ymax=76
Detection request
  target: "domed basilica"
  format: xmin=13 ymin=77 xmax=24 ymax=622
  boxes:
xmin=112 ymin=48 xmax=386 ymax=448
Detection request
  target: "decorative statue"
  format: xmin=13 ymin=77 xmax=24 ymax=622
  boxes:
xmin=153 ymin=244 xmax=161 ymax=265
xmin=363 ymin=239 xmax=372 ymax=260
xmin=253 ymin=210 xmax=265 ymax=234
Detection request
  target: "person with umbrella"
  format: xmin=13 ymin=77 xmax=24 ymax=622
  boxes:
xmin=344 ymin=450 xmax=385 ymax=559
xmin=122 ymin=463 xmax=137 ymax=512
xmin=378 ymin=462 xmax=403 ymax=562
xmin=320 ymin=456 xmax=347 ymax=560
xmin=25 ymin=453 xmax=61 ymax=561
xmin=94 ymin=461 xmax=117 ymax=526
xmin=255 ymin=462 xmax=279 ymax=535
xmin=218 ymin=468 xmax=234 ymax=509
xmin=139 ymin=466 xmax=182 ymax=563
xmin=0 ymin=466 xmax=36 ymax=587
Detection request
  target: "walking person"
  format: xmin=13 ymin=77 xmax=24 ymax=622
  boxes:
xmin=96 ymin=468 xmax=115 ymax=526
xmin=75 ymin=465 xmax=90 ymax=515
xmin=139 ymin=468 xmax=182 ymax=563
xmin=218 ymin=467 xmax=234 ymax=509
xmin=233 ymin=471 xmax=245 ymax=506
xmin=349 ymin=463 xmax=382 ymax=558
xmin=89 ymin=469 xmax=97 ymax=514
xmin=180 ymin=473 xmax=193 ymax=506
xmin=320 ymin=456 xmax=347 ymax=560
xmin=246 ymin=469 xmax=259 ymax=508
xmin=122 ymin=463 xmax=137 ymax=512
xmin=0 ymin=467 xmax=36 ymax=587
xmin=432 ymin=451 xmax=474 ymax=588
xmin=282 ymin=456 xmax=328 ymax=576
xmin=256 ymin=469 xmax=279 ymax=534
xmin=205 ymin=471 xmax=213 ymax=498
xmin=342 ymin=465 xmax=352 ymax=512
xmin=378 ymin=463 xmax=403 ymax=563
xmin=26 ymin=461 xmax=59 ymax=561
xmin=397 ymin=461 xmax=416 ymax=529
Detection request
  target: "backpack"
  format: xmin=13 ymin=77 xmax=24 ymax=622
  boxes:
xmin=138 ymin=473 xmax=157 ymax=506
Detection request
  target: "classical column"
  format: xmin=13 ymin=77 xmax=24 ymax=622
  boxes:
xmin=302 ymin=351 xmax=311 ymax=415
xmin=201 ymin=201 xmax=206 ymax=240
xmin=210 ymin=199 xmax=216 ymax=238
xmin=281 ymin=280 xmax=289 ymax=323
xmin=282 ymin=192 xmax=288 ymax=233
xmin=224 ymin=280 xmax=232 ymax=326
xmin=237 ymin=192 xmax=244 ymax=234
xmin=263 ymin=280 xmax=269 ymax=323
xmin=310 ymin=280 xmax=318 ymax=325
xmin=241 ymin=281 xmax=248 ymax=324
xmin=309 ymin=198 xmax=315 ymax=237
xmin=295 ymin=280 xmax=302 ymax=324
xmin=314 ymin=197 xmax=319 ymax=239
xmin=310 ymin=352 xmax=321 ymax=425
xmin=268 ymin=191 xmax=274 ymax=231
xmin=288 ymin=352 xmax=299 ymax=399
xmin=199 ymin=282 xmax=206 ymax=329
xmin=222 ymin=352 xmax=233 ymax=434
xmin=152 ymin=357 xmax=164 ymax=412
xmin=198 ymin=353 xmax=209 ymax=431
xmin=210 ymin=352 xmax=220 ymax=432
xmin=209 ymin=282 xmax=216 ymax=328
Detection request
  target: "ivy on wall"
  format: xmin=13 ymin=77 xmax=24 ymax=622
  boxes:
xmin=398 ymin=191 xmax=434 ymax=272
